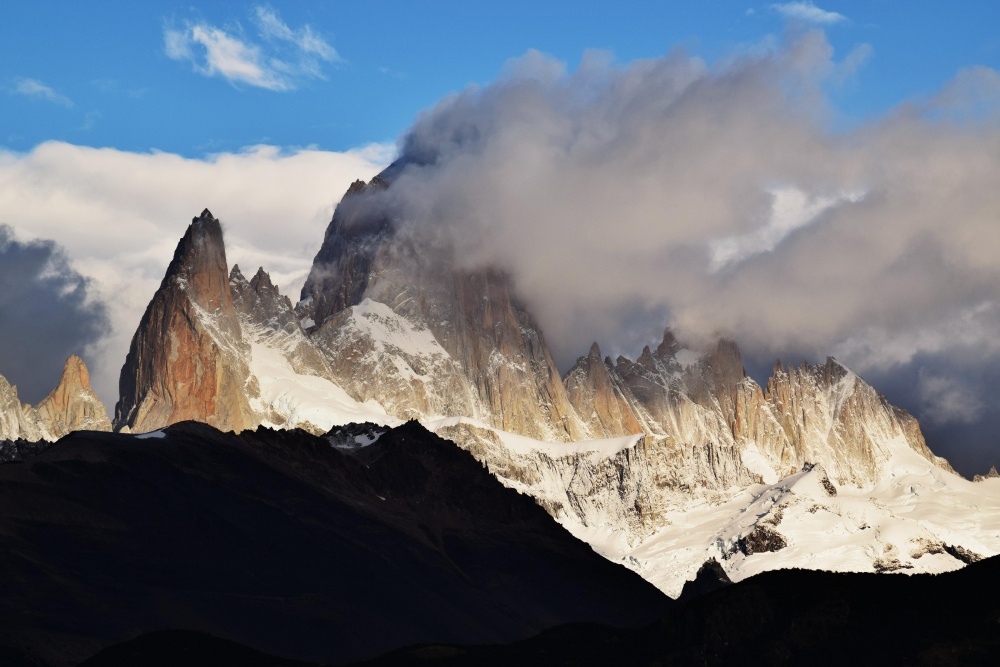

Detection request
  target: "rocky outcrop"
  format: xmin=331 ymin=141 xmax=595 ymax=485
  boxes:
xmin=113 ymin=209 xmax=258 ymax=433
xmin=0 ymin=356 xmax=110 ymax=441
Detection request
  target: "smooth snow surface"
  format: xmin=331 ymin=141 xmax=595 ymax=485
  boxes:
xmin=249 ymin=340 xmax=401 ymax=432
xmin=426 ymin=416 xmax=642 ymax=463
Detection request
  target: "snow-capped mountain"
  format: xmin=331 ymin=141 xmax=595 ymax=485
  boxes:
xmin=96 ymin=175 xmax=1000 ymax=597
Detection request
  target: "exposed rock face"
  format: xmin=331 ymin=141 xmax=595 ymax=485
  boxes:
xmin=0 ymin=356 xmax=110 ymax=441
xmin=34 ymin=355 xmax=112 ymax=434
xmin=564 ymin=343 xmax=646 ymax=438
xmin=113 ymin=210 xmax=258 ymax=433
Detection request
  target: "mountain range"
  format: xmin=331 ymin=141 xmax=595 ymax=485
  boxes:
xmin=2 ymin=167 xmax=999 ymax=662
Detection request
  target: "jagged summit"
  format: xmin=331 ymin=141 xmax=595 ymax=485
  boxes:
xmin=0 ymin=356 xmax=109 ymax=440
xmin=35 ymin=355 xmax=112 ymax=434
xmin=114 ymin=209 xmax=256 ymax=434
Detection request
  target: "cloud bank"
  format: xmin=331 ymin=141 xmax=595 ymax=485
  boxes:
xmin=164 ymin=5 xmax=340 ymax=90
xmin=0 ymin=141 xmax=391 ymax=409
xmin=367 ymin=31 xmax=1000 ymax=472
xmin=0 ymin=226 xmax=108 ymax=403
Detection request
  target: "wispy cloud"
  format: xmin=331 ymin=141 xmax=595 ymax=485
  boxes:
xmin=11 ymin=78 xmax=73 ymax=107
xmin=164 ymin=5 xmax=339 ymax=91
xmin=770 ymin=2 xmax=846 ymax=24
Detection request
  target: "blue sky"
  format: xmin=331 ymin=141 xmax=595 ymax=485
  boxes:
xmin=3 ymin=1 xmax=998 ymax=155
xmin=1 ymin=1 xmax=1000 ymax=475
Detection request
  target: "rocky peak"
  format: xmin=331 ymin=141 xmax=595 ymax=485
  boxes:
xmin=162 ymin=209 xmax=234 ymax=317
xmin=34 ymin=355 xmax=111 ymax=434
xmin=300 ymin=180 xmax=395 ymax=325
xmin=973 ymin=465 xmax=1000 ymax=482
xmin=1 ymin=357 xmax=111 ymax=440
xmin=114 ymin=210 xmax=256 ymax=434
xmin=565 ymin=341 xmax=645 ymax=438
xmin=344 ymin=179 xmax=368 ymax=197
xmin=231 ymin=265 xmax=298 ymax=332
xmin=654 ymin=329 xmax=682 ymax=359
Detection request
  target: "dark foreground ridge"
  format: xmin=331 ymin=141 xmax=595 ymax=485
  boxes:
xmin=0 ymin=421 xmax=669 ymax=667
xmin=76 ymin=555 xmax=1000 ymax=667
xmin=350 ymin=555 xmax=1000 ymax=667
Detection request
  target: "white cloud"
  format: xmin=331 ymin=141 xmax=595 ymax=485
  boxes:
xmin=372 ymin=30 xmax=1000 ymax=396
xmin=770 ymin=2 xmax=846 ymax=24
xmin=0 ymin=141 xmax=393 ymax=409
xmin=11 ymin=78 xmax=73 ymax=107
xmin=164 ymin=6 xmax=339 ymax=90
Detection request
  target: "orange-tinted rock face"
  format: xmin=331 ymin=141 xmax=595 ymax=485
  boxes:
xmin=34 ymin=355 xmax=111 ymax=435
xmin=565 ymin=342 xmax=645 ymax=438
xmin=114 ymin=210 xmax=257 ymax=434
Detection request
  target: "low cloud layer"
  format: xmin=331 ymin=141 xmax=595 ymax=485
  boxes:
xmin=372 ymin=31 xmax=1000 ymax=473
xmin=165 ymin=5 xmax=340 ymax=91
xmin=0 ymin=141 xmax=390 ymax=409
xmin=0 ymin=226 xmax=108 ymax=403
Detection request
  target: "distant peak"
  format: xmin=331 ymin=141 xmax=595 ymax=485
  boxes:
xmin=344 ymin=180 xmax=367 ymax=198
xmin=195 ymin=208 xmax=215 ymax=223
xmin=229 ymin=264 xmax=245 ymax=282
xmin=60 ymin=354 xmax=90 ymax=389
xmin=250 ymin=266 xmax=275 ymax=292
xmin=588 ymin=341 xmax=603 ymax=359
